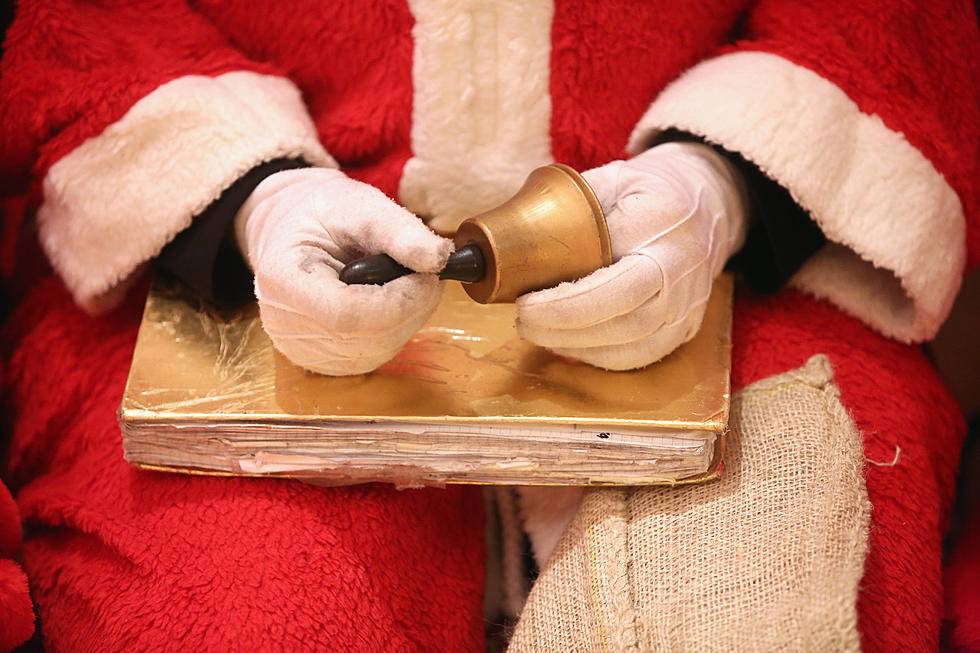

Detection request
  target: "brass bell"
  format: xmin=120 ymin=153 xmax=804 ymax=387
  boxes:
xmin=453 ymin=164 xmax=611 ymax=303
xmin=339 ymin=164 xmax=612 ymax=304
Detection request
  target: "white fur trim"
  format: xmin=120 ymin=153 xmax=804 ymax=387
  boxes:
xmin=400 ymin=0 xmax=554 ymax=233
xmin=39 ymin=72 xmax=335 ymax=313
xmin=628 ymin=51 xmax=966 ymax=342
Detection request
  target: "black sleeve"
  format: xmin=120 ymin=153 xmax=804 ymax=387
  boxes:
xmin=155 ymin=158 xmax=310 ymax=307
xmin=651 ymin=129 xmax=826 ymax=294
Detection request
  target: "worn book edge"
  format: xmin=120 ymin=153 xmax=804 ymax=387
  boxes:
xmin=119 ymin=276 xmax=733 ymax=486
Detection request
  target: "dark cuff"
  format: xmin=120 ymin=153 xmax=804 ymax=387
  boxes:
xmin=156 ymin=158 xmax=310 ymax=307
xmin=651 ymin=129 xmax=826 ymax=294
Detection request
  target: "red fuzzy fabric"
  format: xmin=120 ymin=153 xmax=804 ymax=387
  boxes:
xmin=3 ymin=278 xmax=486 ymax=652
xmin=729 ymin=0 xmax=980 ymax=269
xmin=193 ymin=0 xmax=417 ymax=198
xmin=2 ymin=275 xmax=965 ymax=650
xmin=1 ymin=1 xmax=976 ymax=649
xmin=0 ymin=559 xmax=34 ymax=653
xmin=550 ymin=0 xmax=743 ymax=170
xmin=733 ymin=288 xmax=965 ymax=653
xmin=0 ymin=1 xmax=274 ymax=192
xmin=3 ymin=1 xmax=977 ymax=260
xmin=548 ymin=0 xmax=980 ymax=267
xmin=0 ymin=482 xmax=34 ymax=651
xmin=0 ymin=484 xmax=21 ymax=561
xmin=0 ymin=0 xmax=415 ymax=200
xmin=945 ymin=506 xmax=980 ymax=652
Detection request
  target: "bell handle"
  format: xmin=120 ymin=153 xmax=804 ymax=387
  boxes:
xmin=338 ymin=245 xmax=486 ymax=285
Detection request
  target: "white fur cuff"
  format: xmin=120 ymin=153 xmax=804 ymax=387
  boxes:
xmin=38 ymin=71 xmax=335 ymax=313
xmin=399 ymin=0 xmax=554 ymax=233
xmin=628 ymin=51 xmax=966 ymax=342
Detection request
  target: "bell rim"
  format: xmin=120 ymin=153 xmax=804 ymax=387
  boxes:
xmin=545 ymin=163 xmax=612 ymax=267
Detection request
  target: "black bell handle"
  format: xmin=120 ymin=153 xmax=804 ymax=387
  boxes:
xmin=338 ymin=244 xmax=486 ymax=286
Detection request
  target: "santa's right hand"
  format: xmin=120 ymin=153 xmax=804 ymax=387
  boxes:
xmin=234 ymin=168 xmax=452 ymax=376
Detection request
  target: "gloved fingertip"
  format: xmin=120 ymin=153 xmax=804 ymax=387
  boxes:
xmin=389 ymin=234 xmax=454 ymax=274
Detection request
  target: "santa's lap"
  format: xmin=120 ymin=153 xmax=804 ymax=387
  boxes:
xmin=3 ymin=277 xmax=962 ymax=652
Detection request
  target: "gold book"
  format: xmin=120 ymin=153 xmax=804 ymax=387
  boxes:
xmin=119 ymin=275 xmax=733 ymax=486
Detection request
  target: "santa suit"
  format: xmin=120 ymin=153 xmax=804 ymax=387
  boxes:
xmin=1 ymin=1 xmax=978 ymax=651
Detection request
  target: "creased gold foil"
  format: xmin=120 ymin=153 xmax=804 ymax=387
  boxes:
xmin=119 ymin=276 xmax=733 ymax=486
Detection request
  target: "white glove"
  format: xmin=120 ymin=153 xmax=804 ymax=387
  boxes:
xmin=515 ymin=142 xmax=748 ymax=371
xmin=235 ymin=167 xmax=452 ymax=376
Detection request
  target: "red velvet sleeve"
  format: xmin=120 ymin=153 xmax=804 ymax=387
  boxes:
xmin=0 ymin=0 xmax=332 ymax=312
xmin=0 ymin=0 xmax=276 ymax=187
xmin=628 ymin=0 xmax=980 ymax=343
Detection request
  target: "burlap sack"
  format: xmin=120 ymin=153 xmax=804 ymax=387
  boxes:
xmin=507 ymin=355 xmax=871 ymax=652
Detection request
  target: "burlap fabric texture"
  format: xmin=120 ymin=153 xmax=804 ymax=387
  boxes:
xmin=507 ymin=354 xmax=871 ymax=652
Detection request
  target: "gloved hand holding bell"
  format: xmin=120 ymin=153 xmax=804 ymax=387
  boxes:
xmin=339 ymin=164 xmax=612 ymax=304
xmin=241 ymin=143 xmax=746 ymax=375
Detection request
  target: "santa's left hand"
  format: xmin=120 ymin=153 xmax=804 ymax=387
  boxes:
xmin=515 ymin=142 xmax=748 ymax=370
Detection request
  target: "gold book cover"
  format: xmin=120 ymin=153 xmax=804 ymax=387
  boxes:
xmin=119 ymin=275 xmax=733 ymax=486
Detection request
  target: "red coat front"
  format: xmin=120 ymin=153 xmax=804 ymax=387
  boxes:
xmin=2 ymin=0 xmax=977 ymax=340
xmin=1 ymin=1 xmax=979 ymax=651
